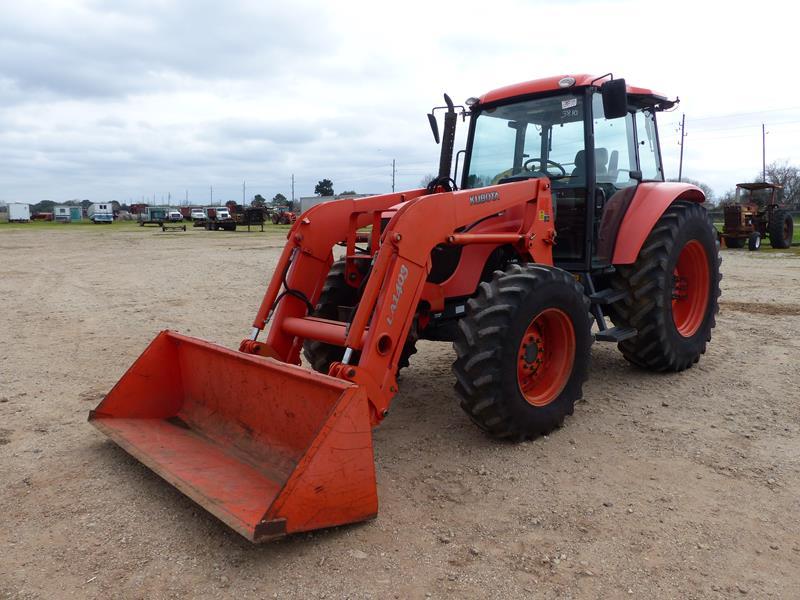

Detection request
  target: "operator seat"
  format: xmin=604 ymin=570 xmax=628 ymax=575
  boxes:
xmin=570 ymin=148 xmax=609 ymax=183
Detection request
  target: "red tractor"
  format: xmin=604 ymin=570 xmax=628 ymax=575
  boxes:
xmin=90 ymin=74 xmax=721 ymax=542
xmin=271 ymin=207 xmax=297 ymax=225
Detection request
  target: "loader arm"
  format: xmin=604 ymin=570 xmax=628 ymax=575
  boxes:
xmin=254 ymin=177 xmax=556 ymax=425
xmin=245 ymin=189 xmax=427 ymax=361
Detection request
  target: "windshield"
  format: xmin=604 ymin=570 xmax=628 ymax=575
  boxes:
xmin=465 ymin=94 xmax=585 ymax=189
xmin=736 ymin=186 xmax=777 ymax=206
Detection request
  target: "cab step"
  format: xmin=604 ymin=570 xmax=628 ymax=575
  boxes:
xmin=595 ymin=326 xmax=637 ymax=343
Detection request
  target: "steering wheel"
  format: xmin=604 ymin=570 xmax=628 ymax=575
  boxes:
xmin=523 ymin=158 xmax=567 ymax=178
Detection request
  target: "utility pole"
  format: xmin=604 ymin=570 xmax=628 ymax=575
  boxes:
xmin=291 ymin=174 xmax=295 ymax=203
xmin=185 ymin=189 xmax=188 ymax=205
xmin=210 ymin=185 xmax=213 ymax=205
xmin=392 ymin=159 xmax=396 ymax=192
xmin=762 ymin=123 xmax=767 ymax=182
xmin=677 ymin=114 xmax=686 ymax=182
xmin=243 ymin=181 xmax=246 ymax=206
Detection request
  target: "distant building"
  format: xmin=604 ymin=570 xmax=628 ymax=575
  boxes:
xmin=51 ymin=205 xmax=82 ymax=222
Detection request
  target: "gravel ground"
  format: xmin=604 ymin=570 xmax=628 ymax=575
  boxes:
xmin=1 ymin=226 xmax=799 ymax=599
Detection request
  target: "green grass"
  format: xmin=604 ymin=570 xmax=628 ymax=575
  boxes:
xmin=714 ymin=222 xmax=800 ymax=245
xmin=0 ymin=219 xmax=141 ymax=231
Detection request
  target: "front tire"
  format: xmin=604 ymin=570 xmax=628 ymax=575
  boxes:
xmin=748 ymin=231 xmax=761 ymax=251
xmin=610 ymin=201 xmax=721 ymax=372
xmin=452 ymin=264 xmax=593 ymax=441
xmin=303 ymin=260 xmax=417 ymax=374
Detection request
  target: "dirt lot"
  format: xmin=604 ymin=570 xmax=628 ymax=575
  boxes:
xmin=1 ymin=226 xmax=799 ymax=599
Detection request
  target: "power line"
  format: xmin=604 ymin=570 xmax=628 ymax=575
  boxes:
xmin=679 ymin=105 xmax=800 ymax=124
xmin=675 ymin=117 xmax=800 ymax=134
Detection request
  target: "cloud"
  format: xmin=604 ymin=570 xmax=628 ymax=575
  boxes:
xmin=0 ymin=0 xmax=798 ymax=204
xmin=0 ymin=1 xmax=338 ymax=100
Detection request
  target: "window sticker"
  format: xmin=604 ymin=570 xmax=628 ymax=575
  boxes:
xmin=561 ymin=98 xmax=578 ymax=109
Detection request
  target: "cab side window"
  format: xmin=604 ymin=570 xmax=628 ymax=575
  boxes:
xmin=636 ymin=110 xmax=663 ymax=181
xmin=592 ymin=94 xmax=635 ymax=188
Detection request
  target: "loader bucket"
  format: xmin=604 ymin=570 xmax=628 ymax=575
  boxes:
xmin=89 ymin=331 xmax=377 ymax=542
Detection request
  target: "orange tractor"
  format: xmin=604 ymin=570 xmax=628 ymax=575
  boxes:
xmin=90 ymin=74 xmax=721 ymax=542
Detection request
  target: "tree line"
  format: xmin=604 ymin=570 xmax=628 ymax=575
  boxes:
xmin=26 ymin=178 xmax=359 ymax=214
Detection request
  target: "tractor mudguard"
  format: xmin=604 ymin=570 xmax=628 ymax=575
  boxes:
xmin=611 ymin=182 xmax=705 ymax=264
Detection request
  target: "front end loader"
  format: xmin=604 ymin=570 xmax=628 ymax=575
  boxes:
xmin=90 ymin=74 xmax=721 ymax=542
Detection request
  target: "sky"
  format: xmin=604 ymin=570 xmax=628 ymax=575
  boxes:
xmin=1 ymin=0 xmax=799 ymax=205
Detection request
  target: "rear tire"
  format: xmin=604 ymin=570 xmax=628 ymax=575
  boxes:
xmin=609 ymin=201 xmax=721 ymax=372
xmin=724 ymin=236 xmax=742 ymax=249
xmin=303 ymin=260 xmax=417 ymax=374
xmin=452 ymin=264 xmax=592 ymax=441
xmin=768 ymin=209 xmax=793 ymax=249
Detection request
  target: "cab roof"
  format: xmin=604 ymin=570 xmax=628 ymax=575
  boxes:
xmin=736 ymin=182 xmax=782 ymax=191
xmin=478 ymin=73 xmax=669 ymax=107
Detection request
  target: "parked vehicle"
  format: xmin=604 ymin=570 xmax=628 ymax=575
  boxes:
xmin=203 ymin=207 xmax=237 ymax=231
xmin=190 ymin=208 xmax=205 ymax=221
xmin=89 ymin=203 xmax=114 ymax=224
xmin=53 ymin=205 xmax=72 ymax=223
xmin=271 ymin=207 xmax=297 ymax=225
xmin=722 ymin=183 xmax=794 ymax=250
xmin=138 ymin=206 xmax=169 ymax=227
xmin=168 ymin=210 xmax=183 ymax=222
xmin=7 ymin=203 xmax=31 ymax=222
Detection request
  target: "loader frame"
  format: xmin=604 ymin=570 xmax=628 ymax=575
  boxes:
xmin=241 ymin=179 xmax=557 ymax=425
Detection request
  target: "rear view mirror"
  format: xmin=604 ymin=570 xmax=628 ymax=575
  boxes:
xmin=427 ymin=113 xmax=440 ymax=144
xmin=601 ymin=78 xmax=627 ymax=119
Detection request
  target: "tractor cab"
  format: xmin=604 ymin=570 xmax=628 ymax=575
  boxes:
xmin=734 ymin=182 xmax=782 ymax=207
xmin=461 ymin=74 xmax=675 ymax=272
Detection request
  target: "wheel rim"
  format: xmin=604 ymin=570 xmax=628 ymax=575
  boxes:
xmin=672 ymin=240 xmax=710 ymax=337
xmin=516 ymin=308 xmax=575 ymax=407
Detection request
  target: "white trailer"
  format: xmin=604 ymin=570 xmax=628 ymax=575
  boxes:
xmin=7 ymin=203 xmax=30 ymax=222
xmin=88 ymin=202 xmax=113 ymax=224
xmin=53 ymin=205 xmax=71 ymax=222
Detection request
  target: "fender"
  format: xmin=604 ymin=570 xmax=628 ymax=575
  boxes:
xmin=611 ymin=182 xmax=705 ymax=264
